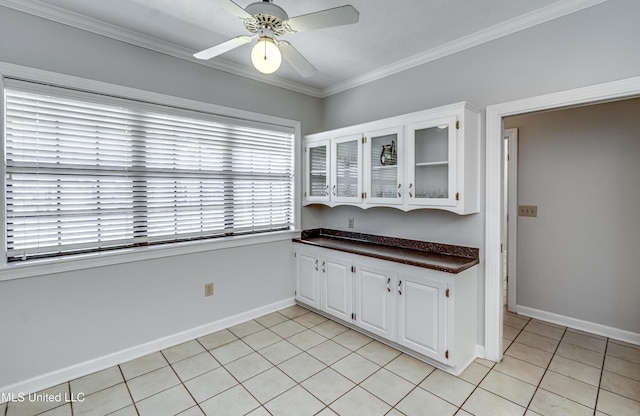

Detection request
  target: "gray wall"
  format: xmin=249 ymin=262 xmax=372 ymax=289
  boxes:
xmin=1 ymin=0 xmax=640 ymax=391
xmin=0 ymin=6 xmax=322 ymax=390
xmin=0 ymin=7 xmax=323 ymax=136
xmin=314 ymin=0 xmax=640 ymax=345
xmin=0 ymin=241 xmax=295 ymax=390
xmin=320 ymin=0 xmax=640 ymax=130
xmin=505 ymin=98 xmax=640 ymax=333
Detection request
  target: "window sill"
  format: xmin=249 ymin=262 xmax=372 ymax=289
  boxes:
xmin=0 ymin=230 xmax=301 ymax=282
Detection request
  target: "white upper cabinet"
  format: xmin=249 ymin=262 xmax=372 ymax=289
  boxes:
xmin=303 ymin=102 xmax=480 ymax=214
xmin=331 ymin=134 xmax=363 ymax=204
xmin=364 ymin=126 xmax=404 ymax=206
xmin=406 ymin=116 xmax=458 ymax=208
xmin=304 ymin=139 xmax=330 ymax=204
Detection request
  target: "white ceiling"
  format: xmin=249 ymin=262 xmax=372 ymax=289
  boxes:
xmin=1 ymin=0 xmax=605 ymax=97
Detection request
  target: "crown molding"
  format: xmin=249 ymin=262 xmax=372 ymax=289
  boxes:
xmin=1 ymin=0 xmax=607 ymax=99
xmin=0 ymin=0 xmax=324 ymax=98
xmin=320 ymin=0 xmax=608 ymax=97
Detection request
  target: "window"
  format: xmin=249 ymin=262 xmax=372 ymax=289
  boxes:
xmin=3 ymin=79 xmax=295 ymax=262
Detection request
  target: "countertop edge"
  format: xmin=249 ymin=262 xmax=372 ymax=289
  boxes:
xmin=293 ymin=237 xmax=479 ymax=274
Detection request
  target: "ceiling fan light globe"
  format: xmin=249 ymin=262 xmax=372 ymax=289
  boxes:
xmin=251 ymin=36 xmax=282 ymax=74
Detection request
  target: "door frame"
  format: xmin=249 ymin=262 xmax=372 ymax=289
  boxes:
xmin=483 ymin=76 xmax=640 ymax=362
xmin=504 ymin=128 xmax=518 ymax=312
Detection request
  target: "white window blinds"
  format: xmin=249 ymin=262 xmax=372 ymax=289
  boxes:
xmin=4 ymin=79 xmax=295 ymax=261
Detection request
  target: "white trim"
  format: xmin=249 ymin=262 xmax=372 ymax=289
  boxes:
xmin=484 ymin=75 xmax=640 ymax=362
xmin=0 ymin=62 xmax=302 ymax=281
xmin=321 ymin=0 xmax=607 ymax=97
xmin=0 ymin=62 xmax=301 ymax=131
xmin=0 ymin=230 xmax=299 ymax=282
xmin=0 ymin=0 xmax=323 ymax=98
xmin=0 ymin=75 xmax=6 ymax=264
xmin=0 ymin=297 xmax=296 ymax=396
xmin=505 ymin=129 xmax=518 ymax=312
xmin=516 ymin=305 xmax=640 ymax=346
xmin=0 ymin=0 xmax=606 ymax=98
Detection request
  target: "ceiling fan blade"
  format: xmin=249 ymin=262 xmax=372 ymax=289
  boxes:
xmin=278 ymin=41 xmax=317 ymax=77
xmin=212 ymin=0 xmax=253 ymax=19
xmin=285 ymin=5 xmax=359 ymax=33
xmin=194 ymin=35 xmax=254 ymax=60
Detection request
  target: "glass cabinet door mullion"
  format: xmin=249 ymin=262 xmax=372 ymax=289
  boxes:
xmin=332 ymin=135 xmax=362 ymax=202
xmin=306 ymin=140 xmax=330 ymax=202
xmin=366 ymin=127 xmax=403 ymax=204
xmin=408 ymin=116 xmax=457 ymax=206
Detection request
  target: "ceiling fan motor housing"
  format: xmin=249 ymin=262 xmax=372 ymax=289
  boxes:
xmin=244 ymin=1 xmax=290 ymax=35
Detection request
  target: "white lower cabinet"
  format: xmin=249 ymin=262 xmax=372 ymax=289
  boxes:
xmin=396 ymin=271 xmax=447 ymax=363
xmin=321 ymin=255 xmax=352 ymax=322
xmin=294 ymin=243 xmax=478 ymax=374
xmin=354 ymin=262 xmax=394 ymax=339
xmin=295 ymin=250 xmax=321 ymax=309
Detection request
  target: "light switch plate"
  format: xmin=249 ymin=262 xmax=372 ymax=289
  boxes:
xmin=518 ymin=205 xmax=537 ymax=217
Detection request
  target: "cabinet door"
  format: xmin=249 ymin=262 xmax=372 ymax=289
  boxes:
xmin=396 ymin=273 xmax=447 ymax=362
xmin=331 ymin=134 xmax=363 ymax=203
xmin=321 ymin=257 xmax=352 ymax=322
xmin=365 ymin=127 xmax=404 ymax=205
xmin=304 ymin=139 xmax=330 ymax=204
xmin=406 ymin=116 xmax=458 ymax=207
xmin=354 ymin=263 xmax=394 ymax=339
xmin=295 ymin=251 xmax=320 ymax=309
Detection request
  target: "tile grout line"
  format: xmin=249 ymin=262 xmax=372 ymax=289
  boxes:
xmin=592 ymin=337 xmax=610 ymax=416
xmin=227 ymin=312 xmax=331 ymax=415
xmin=455 ymin=314 xmax=530 ymax=414
xmin=455 ymin=360 xmax=497 ymax=415
xmin=14 ymin=307 xmax=637 ymax=416
xmin=265 ymin=309 xmax=344 ymax=415
xmin=522 ymin=324 xmax=568 ymax=413
xmin=117 ymin=364 xmax=140 ymax=416
xmin=249 ymin=312 xmax=408 ymax=415
xmin=159 ymin=347 xmax=209 ymax=416
xmin=390 ymin=366 xmax=438 ymax=414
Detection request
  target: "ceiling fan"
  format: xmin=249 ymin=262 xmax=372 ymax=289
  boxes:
xmin=193 ymin=0 xmax=359 ymax=76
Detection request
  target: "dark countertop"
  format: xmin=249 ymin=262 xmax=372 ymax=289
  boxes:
xmin=293 ymin=229 xmax=479 ymax=274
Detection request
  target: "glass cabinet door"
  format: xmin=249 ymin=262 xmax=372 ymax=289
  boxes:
xmin=305 ymin=140 xmax=330 ymax=202
xmin=331 ymin=134 xmax=362 ymax=203
xmin=366 ymin=127 xmax=403 ymax=204
xmin=407 ymin=117 xmax=457 ymax=206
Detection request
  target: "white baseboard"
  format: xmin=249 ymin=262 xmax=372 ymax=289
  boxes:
xmin=1 ymin=297 xmax=296 ymax=397
xmin=516 ymin=305 xmax=640 ymax=346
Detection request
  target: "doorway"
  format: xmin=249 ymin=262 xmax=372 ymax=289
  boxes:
xmin=483 ymin=76 xmax=640 ymax=362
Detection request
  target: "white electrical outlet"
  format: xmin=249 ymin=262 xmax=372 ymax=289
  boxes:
xmin=348 ymin=218 xmax=355 ymax=228
xmin=204 ymin=283 xmax=214 ymax=297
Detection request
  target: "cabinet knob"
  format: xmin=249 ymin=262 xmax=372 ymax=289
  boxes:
xmin=408 ymin=183 xmax=413 ymax=198
xmin=322 ymin=261 xmax=325 ymax=273
xmin=332 ymin=185 xmax=336 ymax=196
xmin=387 ymin=277 xmax=391 ymax=292
xmin=398 ymin=280 xmax=402 ymax=295
xmin=314 ymin=259 xmax=318 ymax=271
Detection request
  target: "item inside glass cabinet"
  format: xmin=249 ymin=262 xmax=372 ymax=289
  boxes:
xmin=380 ymin=140 xmax=397 ymax=165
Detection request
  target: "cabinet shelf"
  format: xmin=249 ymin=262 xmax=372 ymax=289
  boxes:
xmin=372 ymin=165 xmax=398 ymax=170
xmin=415 ymin=161 xmax=448 ymax=167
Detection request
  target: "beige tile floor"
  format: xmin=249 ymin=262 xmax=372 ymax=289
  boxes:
xmin=3 ymin=305 xmax=640 ymax=416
